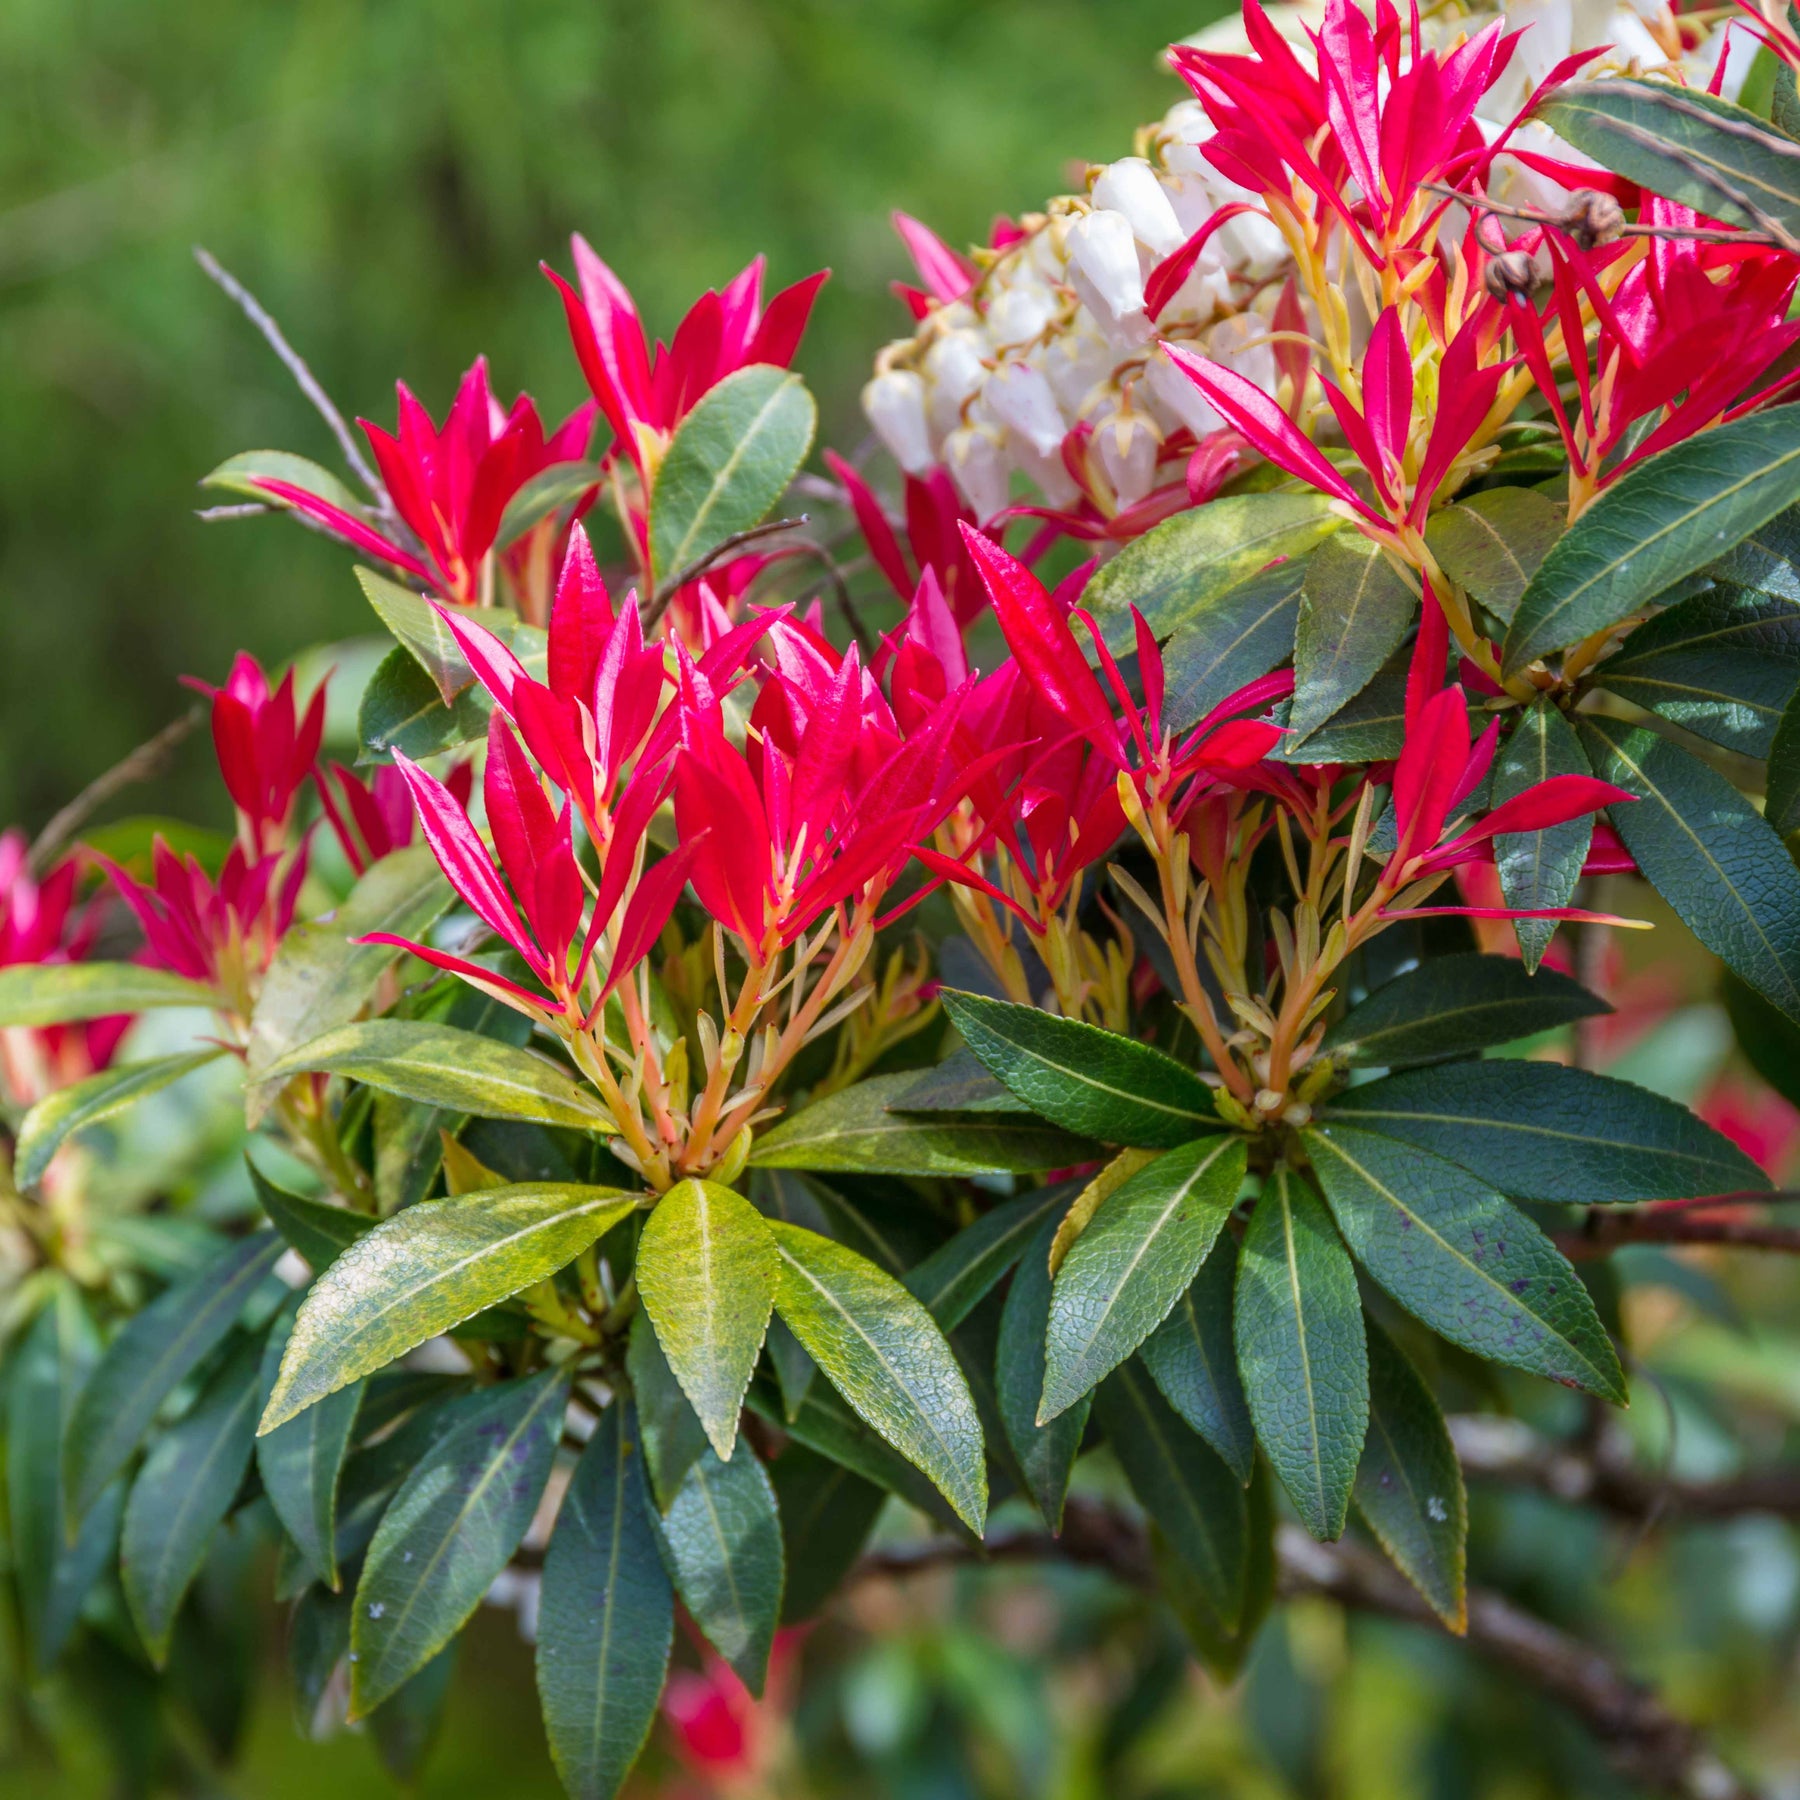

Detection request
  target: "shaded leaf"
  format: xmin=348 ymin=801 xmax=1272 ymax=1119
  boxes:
xmin=1493 ymin=698 xmax=1593 ymax=971
xmin=1235 ymin=1168 xmax=1367 ymax=1541
xmin=1425 ymin=486 xmax=1565 ymax=624
xmin=369 ymin=1643 xmax=457 ymax=1783
xmin=358 ymin=644 xmax=491 ymax=764
xmin=1041 ymin=1137 xmax=1246 ymax=1422
xmin=890 ymin=1047 xmax=1032 ymax=1114
xmin=1304 ymin=1123 xmax=1626 ymax=1402
xmin=14 ymin=1050 xmax=225 ymax=1190
xmin=996 ymin=1209 xmax=1089 ymax=1530
xmin=351 ymin=1367 xmax=567 ymax=1713
xmin=636 ymin=1179 xmax=777 ymax=1461
xmin=1723 ymin=967 xmax=1800 ymax=1112
xmin=1328 ymin=1058 xmax=1766 ymax=1201
xmin=769 ymin=1446 xmax=885 ymax=1622
xmin=261 ymin=1185 xmax=632 ymax=1431
xmin=902 ymin=1184 xmax=1074 ymax=1330
xmin=1291 ymin=533 xmax=1415 ymax=739
xmin=536 ymin=1401 xmax=673 ymax=1800
xmin=1767 ymin=674 xmax=1800 ymax=838
xmin=627 ymin=1308 xmax=710 ymax=1513
xmin=1160 ymin=559 xmax=1308 ymax=733
xmin=248 ymin=1158 xmax=374 ymax=1273
xmin=1156 ymin=1459 xmax=1275 ymax=1682
xmin=1139 ymin=1241 xmax=1255 ymax=1483
xmin=497 ymin=460 xmax=604 ymax=548
xmin=1273 ymin=645 xmax=1408 ymax=762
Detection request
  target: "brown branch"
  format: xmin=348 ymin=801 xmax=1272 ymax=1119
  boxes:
xmin=28 ymin=702 xmax=207 ymax=875
xmin=849 ymin=1497 xmax=1755 ymax=1800
xmin=1422 ymin=181 xmax=1787 ymax=249
xmin=644 ymin=515 xmax=810 ymax=627
xmin=1556 ymin=1209 xmax=1800 ymax=1258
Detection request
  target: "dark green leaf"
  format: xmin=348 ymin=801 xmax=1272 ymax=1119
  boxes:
xmin=1354 ymin=1323 xmax=1467 ymax=1630
xmin=1155 ymin=1459 xmax=1274 ymax=1682
xmin=369 ymin=1643 xmax=456 ymax=1783
xmin=261 ymin=1185 xmax=632 ymax=1431
xmin=1098 ymin=1359 xmax=1246 ymax=1630
xmin=1723 ymin=967 xmax=1800 ymax=1112
xmin=1291 ymin=534 xmax=1415 ymax=740
xmin=769 ymin=1445 xmax=885 ymax=1621
xmin=626 ymin=1309 xmax=710 ymax=1512
xmin=751 ymin=1166 xmax=940 ymax=1277
xmin=1272 ymin=645 xmax=1408 ymax=763
xmin=1324 ymin=953 xmax=1606 ymax=1066
xmin=256 ymin=1299 xmax=362 ymax=1589
xmin=1304 ymin=1123 xmax=1626 ymax=1402
xmin=537 ymin=1401 xmax=673 ymax=1800
xmin=496 ymin=460 xmax=604 ymax=548
xmin=1504 ymin=406 xmax=1800 ymax=673
xmin=247 ymin=1158 xmax=375 ymax=1273
xmin=748 ymin=1070 xmax=1095 ymax=1175
xmin=996 ymin=1209 xmax=1089 ymax=1530
xmin=244 ymin=845 xmax=451 ymax=1115
xmin=64 ymin=1232 xmax=284 ymax=1530
xmin=1139 ymin=1242 xmax=1254 ymax=1483
xmin=1582 ymin=715 xmax=1800 ymax=1023
xmin=649 ymin=364 xmax=815 ymax=583
xmin=1493 ymin=698 xmax=1593 ymax=971
xmin=1594 ymin=586 xmax=1800 ymax=755
xmin=1235 ymin=1168 xmax=1366 ymax=1541
xmin=14 ymin=1050 xmax=224 ymax=1190
xmin=0 ymin=959 xmax=223 ymax=1026
xmin=768 ymin=1220 xmax=987 ymax=1532
xmin=1328 ymin=1059 xmax=1766 ymax=1201
xmin=289 ymin=1584 xmax=353 ymax=1730
xmin=890 ymin=1047 xmax=1032 ymax=1114
xmin=940 ymin=988 xmax=1220 ymax=1148
xmin=358 ymin=642 xmax=492 ymax=764
xmin=1041 ymin=1137 xmax=1246 ymax=1422
xmin=656 ymin=1447 xmax=784 ymax=1694
xmin=120 ymin=1336 xmax=261 ymax=1663
xmin=902 ymin=1184 xmax=1073 ymax=1331
xmin=637 ymin=1179 xmax=775 ymax=1462
xmin=1536 ymin=77 xmax=1800 ymax=241
xmin=351 ymin=1368 xmax=567 ymax=1713
xmin=1083 ymin=492 xmax=1337 ymax=650
xmin=1160 ymin=559 xmax=1308 ymax=733
xmin=1425 ymin=486 xmax=1565 ymax=624
xmin=261 ymin=1019 xmax=614 ymax=1130
xmin=1767 ymin=675 xmax=1800 ymax=838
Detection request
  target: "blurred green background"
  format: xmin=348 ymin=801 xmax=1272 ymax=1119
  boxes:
xmin=0 ymin=0 xmax=1218 ymax=832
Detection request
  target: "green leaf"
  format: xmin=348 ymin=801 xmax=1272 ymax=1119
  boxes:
xmin=203 ymin=448 xmax=367 ymax=512
xmin=368 ymin=1645 xmax=456 ymax=1784
xmin=1159 ymin=559 xmax=1308 ymax=733
xmin=751 ymin=1166 xmax=938 ymax=1277
xmin=1594 ymin=586 xmax=1800 ymax=755
xmin=244 ymin=845 xmax=451 ymax=1115
xmin=0 ymin=959 xmax=223 ymax=1027
xmin=351 ymin=1368 xmax=567 ymax=1714
xmin=1095 ymin=1360 xmax=1246 ymax=1633
xmin=1324 ymin=953 xmax=1606 ymax=1066
xmin=1581 ymin=715 xmax=1800 ymax=1023
xmin=655 ymin=1447 xmax=784 ymax=1694
xmin=14 ymin=1049 xmax=225 ymax=1190
xmin=1425 ymin=486 xmax=1565 ymax=625
xmin=64 ymin=1231 xmax=284 ymax=1530
xmin=1155 ymin=1460 xmax=1275 ymax=1682
xmin=996 ymin=1210 xmax=1089 ymax=1529
xmin=1723 ymin=968 xmax=1800 ymax=1112
xmin=1272 ymin=645 xmax=1409 ymax=763
xmin=1767 ymin=676 xmax=1800 ymax=838
xmin=247 ymin=1158 xmax=375 ymax=1272
xmin=1139 ymin=1241 xmax=1255 ymax=1484
xmin=940 ymin=989 xmax=1220 ymax=1148
xmin=256 ymin=1299 xmax=362 ymax=1589
xmin=1328 ymin=1059 xmax=1766 ymax=1202
xmin=1304 ymin=1124 xmax=1626 ymax=1403
xmin=891 ymin=1048 xmax=1033 ymax=1114
xmin=636 ymin=1179 xmax=777 ymax=1461
xmin=1083 ymin=492 xmax=1338 ymax=650
xmin=768 ymin=1220 xmax=987 ymax=1532
xmin=1535 ymin=78 xmax=1800 ymax=242
xmin=262 ymin=1019 xmax=613 ymax=1130
xmin=119 ymin=1336 xmax=261 ymax=1664
xmin=1040 ymin=1137 xmax=1246 ymax=1423
xmin=1235 ymin=1168 xmax=1367 ymax=1541
xmin=1492 ymin=698 xmax=1594 ymax=971
xmin=1291 ymin=534 xmax=1416 ymax=740
xmin=357 ymin=567 xmax=476 ymax=702
xmin=358 ymin=644 xmax=492 ymax=764
xmin=496 ymin=460 xmax=604 ymax=549
xmin=537 ymin=1401 xmax=674 ymax=1800
xmin=6 ymin=1288 xmax=116 ymax=1672
xmin=649 ymin=364 xmax=815 ymax=583
xmin=260 ymin=1185 xmax=633 ymax=1431
xmin=626 ymin=1308 xmax=710 ymax=1512
xmin=748 ymin=1070 xmax=1095 ymax=1175
xmin=769 ymin=1446 xmax=885 ymax=1622
xmin=1504 ymin=406 xmax=1800 ymax=673
xmin=902 ymin=1184 xmax=1073 ymax=1331
xmin=1354 ymin=1323 xmax=1467 ymax=1631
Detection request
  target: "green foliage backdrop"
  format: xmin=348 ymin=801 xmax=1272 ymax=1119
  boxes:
xmin=0 ymin=0 xmax=1209 ymax=826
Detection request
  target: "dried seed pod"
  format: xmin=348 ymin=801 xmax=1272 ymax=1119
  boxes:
xmin=1483 ymin=249 xmax=1539 ymax=301
xmin=1560 ymin=188 xmax=1626 ymax=249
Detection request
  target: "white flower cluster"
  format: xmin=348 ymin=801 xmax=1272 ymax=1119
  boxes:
xmin=862 ymin=0 xmax=1757 ymax=523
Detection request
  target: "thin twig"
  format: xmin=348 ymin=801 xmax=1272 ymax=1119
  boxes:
xmin=1557 ymin=1210 xmax=1800 ymax=1258
xmin=28 ymin=703 xmax=208 ymax=875
xmin=763 ymin=538 xmax=876 ymax=656
xmin=192 ymin=245 xmax=385 ymax=499
xmin=194 ymin=502 xmax=273 ymax=522
xmin=848 ymin=1498 xmax=1753 ymax=1800
xmin=644 ymin=515 xmax=810 ymax=627
xmin=1422 ymin=182 xmax=1786 ymax=249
